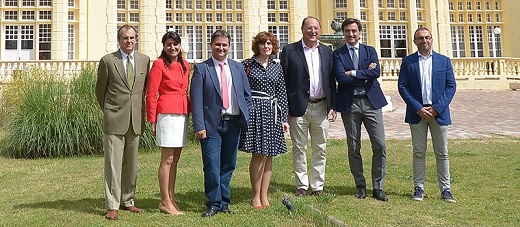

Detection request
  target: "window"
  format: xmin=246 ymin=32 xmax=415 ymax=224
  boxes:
xmin=205 ymin=0 xmax=212 ymax=9
xmin=5 ymin=0 xmax=18 ymax=6
xmin=279 ymin=12 xmax=288 ymax=22
xmin=40 ymin=0 xmax=52 ymax=6
xmin=226 ymin=0 xmax=232 ymax=9
xmin=166 ymin=0 xmax=172 ymax=9
xmin=400 ymin=12 xmax=406 ymax=21
xmin=477 ymin=13 xmax=482 ymax=22
xmin=336 ymin=12 xmax=347 ymax=20
xmin=5 ymin=11 xmax=18 ymax=20
xmin=22 ymin=0 xmax=35 ymax=6
xmin=485 ymin=1 xmax=490 ymax=10
xmin=279 ymin=0 xmax=287 ymax=9
xmin=417 ymin=12 xmax=423 ymax=21
xmin=226 ymin=12 xmax=232 ymax=21
xmin=469 ymin=25 xmax=484 ymax=57
xmin=129 ymin=13 xmax=139 ymax=22
xmin=379 ymin=11 xmax=384 ymax=20
xmin=267 ymin=0 xmax=275 ymax=9
xmin=476 ymin=2 xmax=481 ymax=10
xmin=416 ymin=0 xmax=422 ymax=8
xmin=459 ymin=14 xmax=464 ymax=22
xmin=175 ymin=0 xmax=182 ymax=9
xmin=68 ymin=11 xmax=75 ymax=20
xmin=488 ymin=26 xmax=501 ymax=57
xmin=186 ymin=25 xmax=203 ymax=60
xmin=68 ymin=0 xmax=75 ymax=7
xmin=236 ymin=0 xmax=243 ymax=9
xmin=196 ymin=12 xmax=203 ymax=21
xmin=494 ymin=1 xmax=499 ymax=10
xmin=388 ymin=12 xmax=396 ymax=20
xmin=336 ymin=0 xmax=347 ymax=8
xmin=186 ymin=13 xmax=192 ymax=21
xmin=495 ymin=13 xmax=500 ymax=22
xmin=399 ymin=0 xmax=406 ymax=8
xmin=458 ymin=1 xmax=463 ymax=10
xmin=176 ymin=13 xmax=182 ymax=21
xmin=379 ymin=25 xmax=407 ymax=58
xmin=130 ymin=0 xmax=138 ymax=9
xmin=387 ymin=0 xmax=395 ymax=8
xmin=268 ymin=25 xmax=289 ymax=59
xmin=450 ymin=26 xmax=466 ymax=57
xmin=360 ymin=11 xmax=367 ymax=21
xmin=39 ymin=24 xmax=51 ymax=60
xmin=68 ymin=24 xmax=75 ymax=59
xmin=186 ymin=0 xmax=192 ymax=9
xmin=206 ymin=13 xmax=212 ymax=22
xmin=486 ymin=13 xmax=491 ymax=22
xmin=468 ymin=14 xmax=473 ymax=22
xmin=39 ymin=10 xmax=52 ymax=20
xmin=467 ymin=1 xmax=472 ymax=10
xmin=216 ymin=0 xmax=222 ymax=9
xmin=236 ymin=13 xmax=243 ymax=22
xmin=196 ymin=0 xmax=202 ymax=9
xmin=268 ymin=12 xmax=276 ymax=22
xmin=450 ymin=14 xmax=454 ymax=22
xmin=117 ymin=13 xmax=126 ymax=22
xmin=216 ymin=12 xmax=222 ymax=21
xmin=360 ymin=0 xmax=366 ymax=8
xmin=22 ymin=11 xmax=35 ymax=20
xmin=117 ymin=0 xmax=125 ymax=9
xmin=449 ymin=2 xmax=454 ymax=10
xmin=379 ymin=0 xmax=383 ymax=7
xmin=5 ymin=25 xmax=18 ymax=50
xmin=166 ymin=13 xmax=172 ymax=21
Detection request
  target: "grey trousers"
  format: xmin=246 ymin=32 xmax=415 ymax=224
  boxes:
xmin=342 ymin=97 xmax=387 ymax=190
xmin=410 ymin=119 xmax=451 ymax=192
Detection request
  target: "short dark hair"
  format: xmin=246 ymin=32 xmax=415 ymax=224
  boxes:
xmin=210 ymin=29 xmax=231 ymax=43
xmin=117 ymin=24 xmax=137 ymax=39
xmin=301 ymin=16 xmax=321 ymax=29
xmin=251 ymin=31 xmax=280 ymax=56
xmin=341 ymin=18 xmax=362 ymax=31
xmin=414 ymin=27 xmax=432 ymax=38
xmin=159 ymin=31 xmax=187 ymax=73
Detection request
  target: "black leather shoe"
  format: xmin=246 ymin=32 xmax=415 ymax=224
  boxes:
xmin=372 ymin=189 xmax=388 ymax=201
xmin=355 ymin=186 xmax=367 ymax=199
xmin=220 ymin=206 xmax=234 ymax=214
xmin=201 ymin=207 xmax=219 ymax=217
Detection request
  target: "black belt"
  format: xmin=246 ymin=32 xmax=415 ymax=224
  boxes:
xmin=353 ymin=94 xmax=368 ymax=98
xmin=221 ymin=115 xmax=239 ymax=121
xmin=309 ymin=97 xmax=326 ymax=103
xmin=423 ymin=104 xmax=432 ymax=107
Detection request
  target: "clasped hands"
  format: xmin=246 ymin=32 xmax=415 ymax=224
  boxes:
xmin=419 ymin=106 xmax=438 ymax=120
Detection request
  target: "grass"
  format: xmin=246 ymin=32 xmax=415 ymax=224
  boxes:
xmin=0 ymin=137 xmax=519 ymax=226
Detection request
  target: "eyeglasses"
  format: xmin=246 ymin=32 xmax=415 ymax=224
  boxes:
xmin=414 ymin=36 xmax=432 ymax=41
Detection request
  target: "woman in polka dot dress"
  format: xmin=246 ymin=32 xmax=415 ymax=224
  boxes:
xmin=239 ymin=31 xmax=289 ymax=209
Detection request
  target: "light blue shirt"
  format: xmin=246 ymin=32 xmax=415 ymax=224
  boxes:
xmin=418 ymin=51 xmax=433 ymax=105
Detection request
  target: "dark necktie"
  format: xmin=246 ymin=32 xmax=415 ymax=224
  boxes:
xmin=350 ymin=47 xmax=358 ymax=70
xmin=126 ymin=56 xmax=134 ymax=88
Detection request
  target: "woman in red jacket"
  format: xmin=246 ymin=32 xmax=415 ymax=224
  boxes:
xmin=146 ymin=31 xmax=190 ymax=215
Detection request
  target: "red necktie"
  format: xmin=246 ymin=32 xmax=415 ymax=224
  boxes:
xmin=219 ymin=62 xmax=229 ymax=109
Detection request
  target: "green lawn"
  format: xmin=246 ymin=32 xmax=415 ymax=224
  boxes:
xmin=0 ymin=138 xmax=519 ymax=226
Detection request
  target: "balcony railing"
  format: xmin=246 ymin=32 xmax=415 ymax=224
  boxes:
xmin=1 ymin=58 xmax=520 ymax=89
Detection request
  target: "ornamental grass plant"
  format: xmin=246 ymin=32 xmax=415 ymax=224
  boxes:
xmin=0 ymin=67 xmax=156 ymax=158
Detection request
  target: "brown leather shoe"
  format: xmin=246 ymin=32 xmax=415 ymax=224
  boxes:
xmin=105 ymin=210 xmax=118 ymax=220
xmin=121 ymin=206 xmax=143 ymax=214
xmin=311 ymin=190 xmax=323 ymax=196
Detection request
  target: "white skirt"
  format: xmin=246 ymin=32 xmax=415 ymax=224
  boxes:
xmin=155 ymin=113 xmax=188 ymax=148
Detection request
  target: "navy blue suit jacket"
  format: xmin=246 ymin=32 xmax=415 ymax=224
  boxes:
xmin=190 ymin=58 xmax=252 ymax=137
xmin=333 ymin=43 xmax=387 ymax=113
xmin=398 ymin=51 xmax=456 ymax=126
xmin=280 ymin=40 xmax=336 ymax=117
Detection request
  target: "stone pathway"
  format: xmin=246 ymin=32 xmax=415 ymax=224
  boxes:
xmin=327 ymin=90 xmax=520 ymax=139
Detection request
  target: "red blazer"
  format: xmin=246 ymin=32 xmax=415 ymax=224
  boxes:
xmin=146 ymin=58 xmax=190 ymax=123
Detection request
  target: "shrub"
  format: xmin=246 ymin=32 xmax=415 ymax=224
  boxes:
xmin=0 ymin=67 xmax=155 ymax=158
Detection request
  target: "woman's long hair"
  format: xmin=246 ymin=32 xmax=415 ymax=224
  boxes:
xmin=159 ymin=31 xmax=187 ymax=73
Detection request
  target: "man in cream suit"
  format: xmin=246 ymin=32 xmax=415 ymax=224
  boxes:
xmin=95 ymin=24 xmax=150 ymax=220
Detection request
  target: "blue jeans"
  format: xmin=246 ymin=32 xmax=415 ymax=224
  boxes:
xmin=200 ymin=119 xmax=241 ymax=210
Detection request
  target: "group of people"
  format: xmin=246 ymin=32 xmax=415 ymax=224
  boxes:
xmin=95 ymin=16 xmax=457 ymax=220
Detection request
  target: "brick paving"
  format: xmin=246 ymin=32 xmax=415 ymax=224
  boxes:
xmin=327 ymin=90 xmax=520 ymax=139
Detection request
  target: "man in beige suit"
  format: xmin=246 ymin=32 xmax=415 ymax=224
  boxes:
xmin=95 ymin=24 xmax=150 ymax=221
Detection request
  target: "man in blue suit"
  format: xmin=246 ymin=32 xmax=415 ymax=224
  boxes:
xmin=398 ymin=27 xmax=457 ymax=203
xmin=190 ymin=29 xmax=252 ymax=217
xmin=333 ymin=18 xmax=388 ymax=201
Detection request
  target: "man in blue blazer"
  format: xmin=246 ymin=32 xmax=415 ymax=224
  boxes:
xmin=333 ymin=18 xmax=388 ymax=201
xmin=190 ymin=29 xmax=252 ymax=217
xmin=398 ymin=27 xmax=457 ymax=203
xmin=281 ymin=16 xmax=337 ymax=197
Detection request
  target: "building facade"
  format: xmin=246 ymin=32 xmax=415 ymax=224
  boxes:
xmin=0 ymin=0 xmax=518 ymax=62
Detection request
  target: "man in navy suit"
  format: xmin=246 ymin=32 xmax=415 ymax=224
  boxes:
xmin=281 ymin=16 xmax=337 ymax=197
xmin=398 ymin=27 xmax=457 ymax=203
xmin=333 ymin=18 xmax=388 ymax=201
xmin=190 ymin=29 xmax=252 ymax=217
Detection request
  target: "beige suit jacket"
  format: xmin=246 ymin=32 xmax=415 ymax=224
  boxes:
xmin=95 ymin=50 xmax=150 ymax=135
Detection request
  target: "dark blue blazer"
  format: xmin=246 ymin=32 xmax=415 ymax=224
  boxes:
xmin=333 ymin=43 xmax=387 ymax=113
xmin=398 ymin=51 xmax=456 ymax=126
xmin=190 ymin=58 xmax=252 ymax=136
xmin=280 ymin=40 xmax=336 ymax=117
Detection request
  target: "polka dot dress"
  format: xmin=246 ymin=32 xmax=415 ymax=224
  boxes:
xmin=239 ymin=56 xmax=289 ymax=157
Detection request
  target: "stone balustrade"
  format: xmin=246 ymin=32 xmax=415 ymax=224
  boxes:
xmin=1 ymin=58 xmax=520 ymax=90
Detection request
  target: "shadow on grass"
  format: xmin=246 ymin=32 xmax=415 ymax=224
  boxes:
xmin=270 ymin=181 xmax=357 ymax=197
xmin=13 ymin=198 xmax=107 ymax=216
